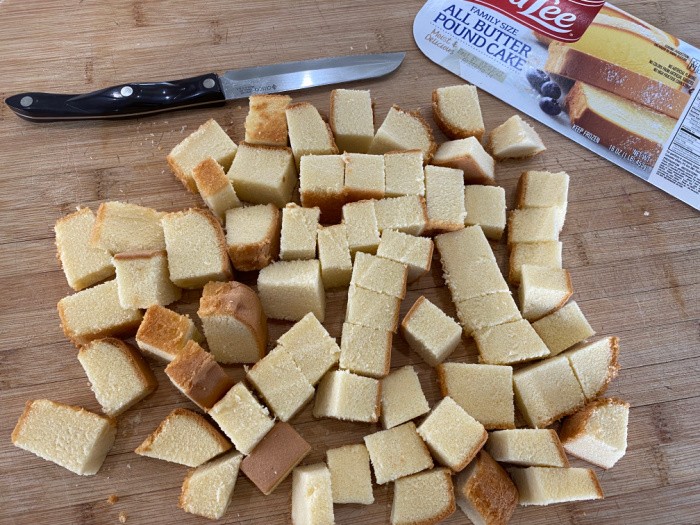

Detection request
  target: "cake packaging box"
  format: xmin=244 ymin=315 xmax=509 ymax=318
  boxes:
xmin=414 ymin=0 xmax=700 ymax=210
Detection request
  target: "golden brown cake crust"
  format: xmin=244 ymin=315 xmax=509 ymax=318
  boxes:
xmin=135 ymin=408 xmax=230 ymax=454
xmin=192 ymin=157 xmax=229 ymax=197
xmin=136 ymin=305 xmax=194 ymax=358
xmin=300 ymin=191 xmax=345 ymax=225
xmin=559 ymin=397 xmax=629 ymax=447
xmin=596 ymin=337 xmax=621 ymax=399
xmin=80 ymin=338 xmax=158 ymax=393
xmin=166 ymin=156 xmax=198 ymax=193
xmin=432 ymin=89 xmax=485 ymax=142
xmin=227 ymin=206 xmax=281 ymax=271
xmin=462 ymin=451 xmax=519 ymax=525
xmin=245 ymin=94 xmax=291 ymax=146
xmin=198 ymin=281 xmax=268 ymax=360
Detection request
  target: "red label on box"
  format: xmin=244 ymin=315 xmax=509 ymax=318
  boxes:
xmin=468 ymin=0 xmax=604 ymax=42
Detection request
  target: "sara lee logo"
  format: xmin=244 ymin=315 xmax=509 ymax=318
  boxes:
xmin=468 ymin=0 xmax=605 ymax=42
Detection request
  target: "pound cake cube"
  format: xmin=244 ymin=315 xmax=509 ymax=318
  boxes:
xmin=58 ymin=279 xmax=143 ymax=346
xmin=432 ymin=84 xmax=485 ymax=140
xmin=517 ymin=170 xmax=569 ymax=230
xmin=424 ymin=165 xmax=467 ymax=233
xmin=368 ymin=105 xmax=437 ymax=161
xmin=364 ymin=422 xmax=434 ymax=484
xmin=518 ymin=265 xmax=573 ymax=321
xmin=241 ymin=422 xmax=311 ymax=495
xmin=330 ymin=88 xmax=375 ymax=153
xmin=377 ymin=229 xmax=433 ymax=283
xmin=313 ymin=369 xmax=381 ymax=423
xmin=247 ymin=346 xmax=315 ymax=422
xmin=113 ymin=250 xmax=181 ymax=309
xmin=12 ymin=399 xmax=116 ymax=476
xmin=513 ymin=355 xmax=586 ymax=428
xmin=532 ymin=301 xmax=595 ymax=355
xmin=509 ymin=467 xmax=603 ymax=505
xmin=344 ymin=153 xmax=385 ymax=201
xmin=374 ymin=195 xmax=428 ymax=236
xmin=167 ymin=119 xmax=237 ymax=193
xmin=454 ymin=451 xmax=518 ymax=525
xmin=346 ymin=284 xmax=401 ymax=332
xmin=351 ymin=252 xmax=408 ymax=299
xmin=455 ymin=292 xmax=522 ymax=336
xmin=161 ymin=208 xmax=232 ymax=289
xmin=277 ymin=312 xmax=341 ymax=385
xmin=244 ymin=94 xmax=291 ymax=147
xmin=326 ymin=444 xmax=374 ymax=505
xmin=340 ymin=322 xmax=392 ymax=379
xmin=437 ymin=363 xmax=514 ymax=430
xmin=227 ymin=142 xmax=297 ymax=207
xmin=78 ymin=339 xmax=157 ymax=417
xmin=257 ymin=259 xmax=325 ymax=322
xmin=192 ymin=157 xmax=241 ymax=222
xmin=380 ymin=365 xmax=430 ymax=429
xmin=280 ymin=203 xmax=320 ymax=261
xmin=208 ymin=382 xmax=274 ymax=455
xmin=435 ymin=225 xmax=497 ymax=266
xmin=198 ymin=281 xmax=267 ymax=364
xmin=464 ymin=185 xmax=507 ymax=240
xmin=485 ymin=429 xmax=569 ymax=467
xmin=136 ymin=305 xmax=200 ymax=361
xmin=317 ymin=224 xmax=352 ymax=289
xmin=291 ymin=463 xmax=335 ymax=525
xmin=179 ymin=450 xmax=243 ymax=520
xmin=507 ymin=207 xmax=559 ymax=246
xmin=55 ymin=208 xmax=114 ymax=291
xmin=91 ymin=201 xmax=165 ymax=254
xmin=432 ymin=138 xmax=495 ymax=185
xmin=384 ymin=150 xmax=425 ymax=197
xmin=392 ymin=468 xmax=455 ymax=525
xmin=342 ymin=200 xmax=381 ymax=255
xmin=417 ymin=397 xmax=487 ymax=472
xmin=488 ymin=115 xmax=546 ymax=160
xmin=508 ymin=241 xmax=562 ymax=284
xmin=559 ymin=397 xmax=630 ymax=469
xmin=401 ymin=296 xmax=461 ymax=366
xmin=562 ymin=336 xmax=620 ymax=401
xmin=299 ymin=154 xmax=346 ymax=223
xmin=443 ymin=258 xmax=510 ymax=303
xmin=286 ymin=102 xmax=338 ymax=168
xmin=165 ymin=340 xmax=235 ymax=410
xmin=474 ymin=319 xmax=550 ymax=365
xmin=135 ymin=408 xmax=231 ymax=467
xmin=225 ymin=204 xmax=281 ymax=271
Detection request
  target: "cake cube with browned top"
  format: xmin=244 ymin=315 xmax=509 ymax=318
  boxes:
xmin=364 ymin=422 xmax=433 ymax=484
xmin=198 ymin=281 xmax=267 ymax=364
xmin=326 ymin=443 xmax=374 ymax=505
xmin=345 ymin=284 xmax=401 ymax=333
xmin=474 ymin=319 xmax=550 ymax=365
xmin=432 ymin=84 xmax=485 ymax=140
xmin=343 ymin=153 xmax=385 ymax=202
xmin=179 ymin=450 xmax=243 ymax=520
xmin=136 ymin=305 xmax=201 ymax=362
xmin=401 ymin=296 xmax=461 ymax=366
xmin=241 ymin=421 xmax=311 ymax=495
xmin=374 ymin=195 xmax=428 ymax=236
xmin=432 ymin=138 xmax=495 ymax=185
xmin=330 ymin=88 xmax=375 ymax=153
xmin=384 ymin=150 xmax=425 ymax=197
xmin=380 ymin=365 xmax=430 ymax=430
xmin=391 ymin=468 xmax=456 ymax=525
xmin=91 ymin=201 xmax=165 ymax=254
xmin=509 ymin=467 xmax=603 ymax=505
xmin=340 ymin=322 xmax=392 ymax=379
xmin=58 ymin=280 xmax=143 ymax=346
xmin=54 ymin=208 xmax=114 ymax=291
xmin=507 ymin=207 xmax=559 ymax=246
xmin=227 ymin=142 xmax=297 ymax=207
xmin=244 ymin=94 xmax=291 ymax=147
xmin=257 ymin=259 xmax=325 ymax=322
xmin=488 ymin=115 xmax=546 ymax=160
xmin=161 ymin=208 xmax=232 ymax=289
xmin=192 ymin=157 xmax=241 ymax=222
xmin=342 ymin=200 xmax=381 ymax=255
xmin=167 ymin=119 xmax=238 ymax=193
xmin=78 ymin=338 xmax=157 ymax=417
xmin=455 ymin=292 xmax=522 ymax=336
xmin=517 ymin=170 xmax=569 ymax=230
xmin=437 ymin=363 xmax=515 ymax=430
xmin=286 ymin=101 xmax=338 ymax=168
xmin=424 ymin=165 xmax=467 ymax=233
xmin=533 ymin=301 xmax=595 ymax=355
xmin=562 ymin=336 xmax=620 ymax=402
xmin=518 ymin=265 xmax=573 ymax=321
xmin=464 ymin=185 xmax=507 ymax=240
xmin=113 ymin=250 xmax=181 ymax=309
xmin=280 ymin=203 xmax=320 ymax=261
xmin=12 ymin=399 xmax=117 ymax=476
xmin=486 ymin=429 xmax=570 ymax=467
xmin=313 ymin=369 xmax=381 ymax=423
xmin=299 ymin=154 xmax=346 ymax=223
xmin=368 ymin=105 xmax=437 ymax=161
xmin=291 ymin=463 xmax=335 ymax=525
xmin=165 ymin=340 xmax=235 ymax=410
xmin=509 ymin=241 xmax=563 ymax=284
xmin=377 ymin=229 xmax=433 ymax=283
xmin=135 ymin=408 xmax=231 ymax=467
xmin=317 ymin=224 xmax=352 ymax=289
xmin=225 ymin=204 xmax=281 ymax=271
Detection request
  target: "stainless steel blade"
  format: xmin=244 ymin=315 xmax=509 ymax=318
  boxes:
xmin=219 ymin=52 xmax=405 ymax=100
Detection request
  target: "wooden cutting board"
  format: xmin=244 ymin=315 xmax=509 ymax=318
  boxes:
xmin=1 ymin=1 xmax=699 ymax=524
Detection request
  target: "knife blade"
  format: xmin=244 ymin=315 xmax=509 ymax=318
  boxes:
xmin=4 ymin=52 xmax=405 ymax=122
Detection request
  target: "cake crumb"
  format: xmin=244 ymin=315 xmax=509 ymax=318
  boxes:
xmin=107 ymin=495 xmax=119 ymax=505
xmin=118 ymin=511 xmax=128 ymax=523
xmin=643 ymin=211 xmax=650 ymax=216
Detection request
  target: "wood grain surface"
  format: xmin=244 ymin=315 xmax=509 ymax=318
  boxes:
xmin=1 ymin=1 xmax=699 ymax=524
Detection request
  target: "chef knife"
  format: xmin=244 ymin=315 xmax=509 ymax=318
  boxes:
xmin=5 ymin=52 xmax=405 ymax=122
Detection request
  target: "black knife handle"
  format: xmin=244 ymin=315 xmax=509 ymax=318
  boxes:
xmin=4 ymin=73 xmax=226 ymax=122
